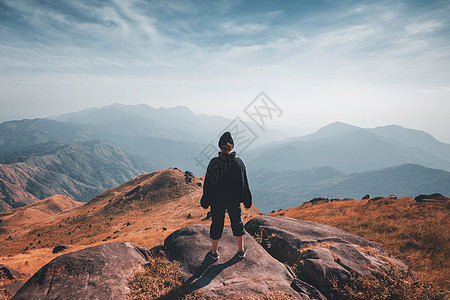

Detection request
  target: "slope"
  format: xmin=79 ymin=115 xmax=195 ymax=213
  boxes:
xmin=0 ymin=141 xmax=154 ymax=211
xmin=0 ymin=168 xmax=262 ymax=280
xmin=0 ymin=162 xmax=97 ymax=212
xmin=0 ymin=195 xmax=83 ymax=229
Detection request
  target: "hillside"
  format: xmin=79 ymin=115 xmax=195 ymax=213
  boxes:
xmin=269 ymin=195 xmax=450 ymax=291
xmin=0 ymin=141 xmax=154 ymax=212
xmin=0 ymin=162 xmax=94 ymax=212
xmin=0 ymin=168 xmax=262 ymax=281
xmin=0 ymin=195 xmax=82 ymax=229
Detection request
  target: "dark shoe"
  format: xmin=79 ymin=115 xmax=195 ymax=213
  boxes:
xmin=206 ymin=250 xmax=219 ymax=261
xmin=237 ymin=246 xmax=248 ymax=258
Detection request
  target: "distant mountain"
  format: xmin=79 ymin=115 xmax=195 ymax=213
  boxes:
xmin=55 ymin=104 xmax=199 ymax=142
xmin=0 ymin=141 xmax=154 ymax=212
xmin=54 ymin=103 xmax=287 ymax=154
xmin=293 ymin=121 xmax=360 ymax=142
xmin=250 ymin=164 xmax=450 ymax=212
xmin=245 ymin=122 xmax=450 ymax=173
xmin=369 ymin=125 xmax=450 ymax=163
xmin=0 ymin=118 xmax=94 ymax=159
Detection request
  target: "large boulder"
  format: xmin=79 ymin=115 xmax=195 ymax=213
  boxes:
xmin=164 ymin=224 xmax=325 ymax=299
xmin=13 ymin=242 xmax=149 ymax=300
xmin=245 ymin=216 xmax=411 ymax=298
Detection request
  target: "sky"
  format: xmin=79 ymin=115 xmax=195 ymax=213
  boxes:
xmin=1 ymin=0 xmax=450 ymax=142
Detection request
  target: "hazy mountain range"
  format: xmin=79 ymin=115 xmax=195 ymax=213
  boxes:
xmin=1 ymin=104 xmax=450 ymax=212
xmin=244 ymin=121 xmax=450 ymax=173
xmin=250 ymin=164 xmax=450 ymax=212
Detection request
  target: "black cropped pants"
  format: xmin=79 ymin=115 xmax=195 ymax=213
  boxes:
xmin=210 ymin=204 xmax=245 ymax=240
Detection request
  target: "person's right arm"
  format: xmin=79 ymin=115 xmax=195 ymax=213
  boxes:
xmin=200 ymin=159 xmax=213 ymax=209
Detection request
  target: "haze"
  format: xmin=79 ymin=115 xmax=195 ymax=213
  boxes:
xmin=1 ymin=0 xmax=449 ymax=142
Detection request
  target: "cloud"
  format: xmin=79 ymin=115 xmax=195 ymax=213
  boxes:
xmin=405 ymin=20 xmax=443 ymax=35
xmin=221 ymin=22 xmax=267 ymax=34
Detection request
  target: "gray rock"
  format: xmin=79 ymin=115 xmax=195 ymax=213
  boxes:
xmin=415 ymin=193 xmax=448 ymax=202
xmin=184 ymin=170 xmax=194 ymax=183
xmin=52 ymin=244 xmax=72 ymax=254
xmin=308 ymin=197 xmax=329 ymax=205
xmin=245 ymin=216 xmax=411 ymax=298
xmin=4 ymin=282 xmax=24 ymax=298
xmin=13 ymin=242 xmax=149 ymax=300
xmin=369 ymin=196 xmax=384 ymax=202
xmin=164 ymin=224 xmax=325 ymax=299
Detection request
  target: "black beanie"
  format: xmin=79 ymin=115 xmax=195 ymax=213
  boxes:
xmin=218 ymin=131 xmax=234 ymax=148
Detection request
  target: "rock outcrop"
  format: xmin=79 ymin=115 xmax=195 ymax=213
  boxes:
xmin=245 ymin=216 xmax=412 ymax=298
xmin=164 ymin=224 xmax=325 ymax=299
xmin=12 ymin=242 xmax=149 ymax=300
xmin=415 ymin=193 xmax=449 ymax=202
xmin=52 ymin=244 xmax=72 ymax=254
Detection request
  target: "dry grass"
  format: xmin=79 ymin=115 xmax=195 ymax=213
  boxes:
xmin=272 ymin=197 xmax=450 ymax=292
xmin=128 ymin=256 xmax=190 ymax=300
xmin=332 ymin=267 xmax=447 ymax=300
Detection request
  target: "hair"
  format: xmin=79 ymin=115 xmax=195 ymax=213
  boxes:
xmin=220 ymin=142 xmax=234 ymax=152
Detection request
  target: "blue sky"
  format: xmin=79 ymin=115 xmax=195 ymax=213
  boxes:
xmin=1 ymin=0 xmax=450 ymax=141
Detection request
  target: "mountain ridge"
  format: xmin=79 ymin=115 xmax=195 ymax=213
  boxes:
xmin=250 ymin=163 xmax=450 ymax=212
xmin=0 ymin=141 xmax=154 ymax=212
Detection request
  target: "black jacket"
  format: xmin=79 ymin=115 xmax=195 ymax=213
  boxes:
xmin=200 ymin=152 xmax=252 ymax=209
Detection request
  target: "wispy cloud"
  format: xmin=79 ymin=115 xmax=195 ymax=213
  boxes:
xmin=405 ymin=20 xmax=443 ymax=35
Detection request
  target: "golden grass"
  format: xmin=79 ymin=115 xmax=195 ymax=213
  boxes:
xmin=332 ymin=267 xmax=447 ymax=300
xmin=272 ymin=197 xmax=450 ymax=292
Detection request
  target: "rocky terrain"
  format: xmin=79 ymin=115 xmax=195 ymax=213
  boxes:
xmin=9 ymin=217 xmax=418 ymax=299
xmin=270 ymin=194 xmax=450 ymax=291
xmin=245 ymin=216 xmax=412 ymax=298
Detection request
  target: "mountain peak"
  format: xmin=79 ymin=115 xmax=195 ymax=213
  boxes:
xmin=318 ymin=121 xmax=360 ymax=132
xmin=297 ymin=121 xmax=360 ymax=142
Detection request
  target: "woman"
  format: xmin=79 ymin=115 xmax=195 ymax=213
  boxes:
xmin=200 ymin=131 xmax=252 ymax=260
